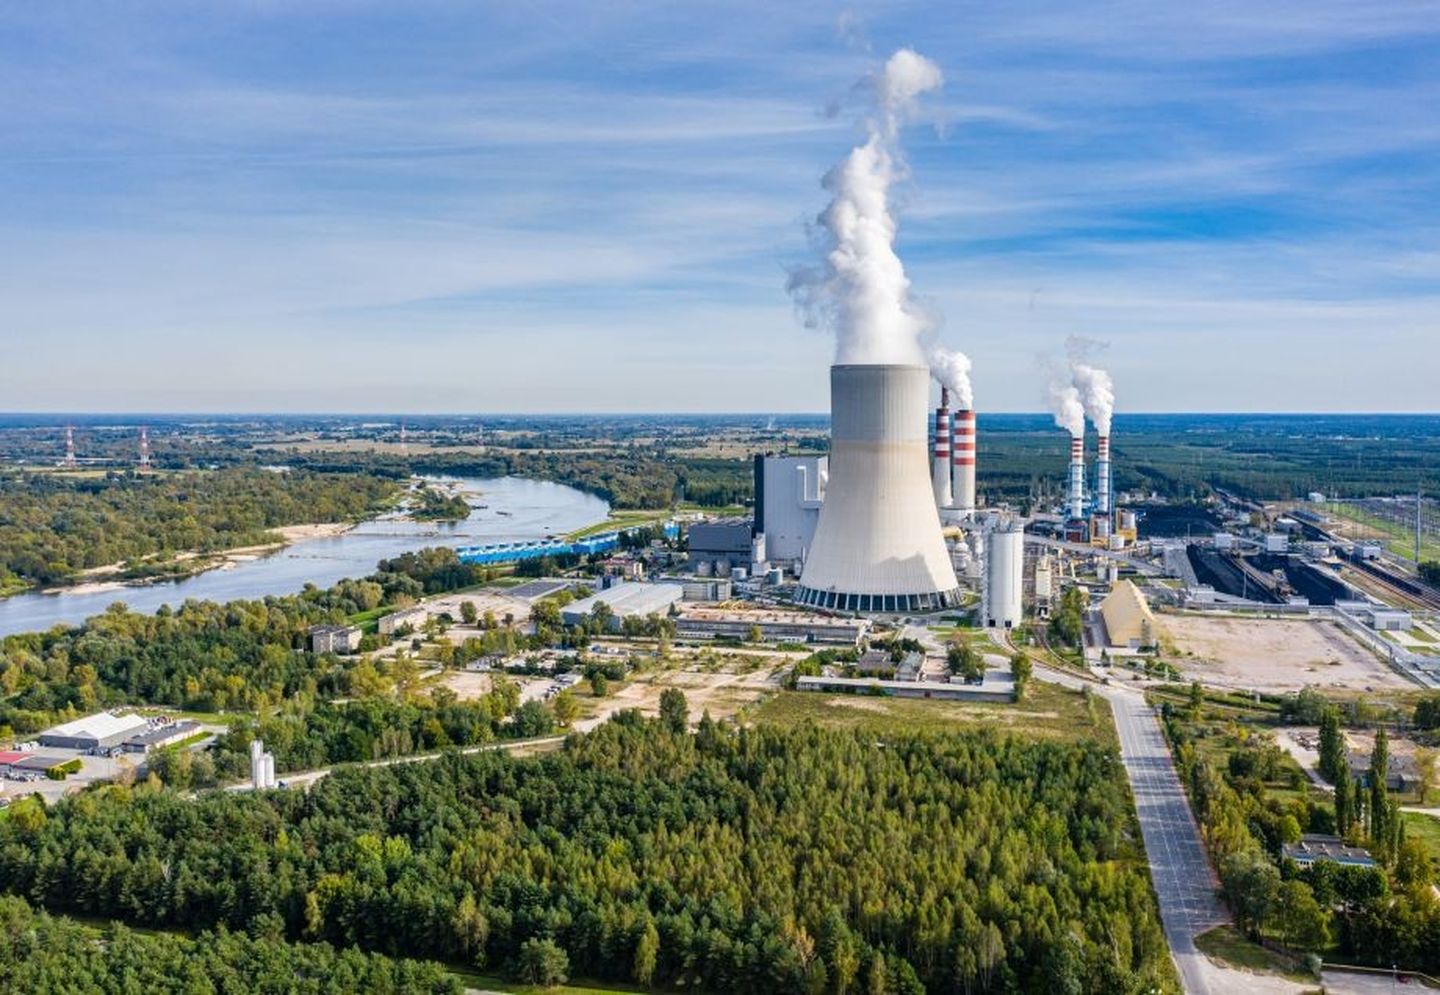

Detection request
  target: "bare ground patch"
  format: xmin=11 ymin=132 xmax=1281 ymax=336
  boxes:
xmin=1159 ymin=614 xmax=1411 ymax=692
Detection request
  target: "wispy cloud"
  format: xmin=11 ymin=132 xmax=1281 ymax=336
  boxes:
xmin=0 ymin=1 xmax=1437 ymax=411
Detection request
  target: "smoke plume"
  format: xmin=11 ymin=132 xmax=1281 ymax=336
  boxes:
xmin=1044 ymin=364 xmax=1086 ymax=439
xmin=1066 ymin=336 xmax=1115 ymax=436
xmin=787 ymin=49 xmax=943 ymax=367
xmin=926 ymin=341 xmax=973 ymax=410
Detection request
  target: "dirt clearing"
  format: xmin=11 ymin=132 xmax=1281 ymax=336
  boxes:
xmin=1160 ymin=614 xmax=1412 ymax=692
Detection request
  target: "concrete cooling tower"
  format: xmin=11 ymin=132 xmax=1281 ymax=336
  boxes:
xmin=797 ymin=364 xmax=961 ymax=613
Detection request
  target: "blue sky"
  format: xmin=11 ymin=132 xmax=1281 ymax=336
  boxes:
xmin=2 ymin=1 xmax=1439 ymax=413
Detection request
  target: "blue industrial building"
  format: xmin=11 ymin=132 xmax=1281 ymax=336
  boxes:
xmin=455 ymin=521 xmax=677 ymax=565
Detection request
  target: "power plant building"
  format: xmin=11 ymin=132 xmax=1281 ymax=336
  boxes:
xmin=753 ymin=454 xmax=826 ymax=566
xmin=561 ymin=581 xmax=685 ymax=629
xmin=797 ymin=364 xmax=961 ymax=613
xmin=687 ymin=518 xmax=755 ymax=572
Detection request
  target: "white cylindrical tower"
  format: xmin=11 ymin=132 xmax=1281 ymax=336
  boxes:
xmin=1068 ymin=436 xmax=1085 ymax=520
xmin=952 ymin=409 xmax=977 ymax=514
xmin=1096 ymin=434 xmax=1112 ymax=515
xmin=984 ymin=524 xmax=1024 ymax=629
xmin=797 ymin=365 xmax=961 ymax=613
xmin=932 ymin=388 xmax=953 ymax=511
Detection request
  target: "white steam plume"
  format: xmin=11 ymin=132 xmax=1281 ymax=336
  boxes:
xmin=926 ymin=341 xmax=973 ymax=410
xmin=1043 ymin=361 xmax=1086 ymax=439
xmin=787 ymin=49 xmax=943 ymax=367
xmin=1066 ymin=336 xmax=1115 ymax=436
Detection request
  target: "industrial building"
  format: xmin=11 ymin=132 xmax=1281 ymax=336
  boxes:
xmin=983 ymin=524 xmax=1024 ymax=629
xmin=0 ymin=752 xmax=71 ymax=779
xmin=38 ymin=711 xmax=150 ymax=753
xmin=687 ymin=518 xmax=755 ymax=573
xmin=1281 ymin=835 xmax=1376 ymax=869
xmin=753 ymin=453 xmax=826 ymax=567
xmin=120 ymin=720 xmax=202 ymax=754
xmin=795 ymin=675 xmax=1014 ymax=702
xmin=674 ymin=607 xmax=870 ymax=645
xmin=797 ymin=364 xmax=961 ymax=612
xmin=307 ymin=624 xmax=362 ymax=654
xmin=378 ymin=605 xmax=429 ymax=636
xmin=1099 ymin=580 xmax=1158 ymax=649
xmin=561 ymin=581 xmax=685 ymax=629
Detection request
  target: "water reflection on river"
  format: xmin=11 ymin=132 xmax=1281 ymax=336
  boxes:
xmin=0 ymin=476 xmax=608 ymax=638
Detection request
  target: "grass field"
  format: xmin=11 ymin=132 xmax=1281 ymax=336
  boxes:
xmin=565 ymin=509 xmax=669 ymax=541
xmin=1194 ymin=926 xmax=1307 ymax=980
xmin=1329 ymin=502 xmax=1440 ymax=562
xmin=746 ymin=681 xmax=1116 ymax=745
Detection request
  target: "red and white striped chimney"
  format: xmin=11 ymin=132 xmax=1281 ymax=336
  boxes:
xmin=952 ymin=409 xmax=976 ymax=514
xmin=1068 ymin=436 xmax=1085 ymax=521
xmin=932 ymin=388 xmax=953 ymax=510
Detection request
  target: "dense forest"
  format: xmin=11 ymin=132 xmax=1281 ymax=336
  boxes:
xmin=0 ymin=467 xmax=399 ymax=589
xmin=0 ymin=894 xmax=460 ymax=994
xmin=0 ymin=716 xmax=1172 ymax=993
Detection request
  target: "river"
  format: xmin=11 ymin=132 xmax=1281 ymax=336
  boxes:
xmin=0 ymin=476 xmax=609 ymax=638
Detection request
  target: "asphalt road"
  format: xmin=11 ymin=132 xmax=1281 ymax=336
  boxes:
xmin=1108 ymin=689 xmax=1229 ymax=994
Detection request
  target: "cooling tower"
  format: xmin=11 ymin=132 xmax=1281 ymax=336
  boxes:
xmin=1096 ymin=434 xmax=1112 ymax=515
xmin=1068 ymin=436 xmax=1085 ymax=520
xmin=953 ymin=409 xmax=977 ymax=514
xmin=797 ymin=364 xmax=961 ymax=613
xmin=932 ymin=389 xmax=953 ymax=510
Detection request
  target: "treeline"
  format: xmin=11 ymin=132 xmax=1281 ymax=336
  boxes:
xmin=0 ymin=717 xmax=1171 ymax=993
xmin=0 ymin=894 xmax=459 ymax=994
xmin=0 ymin=586 xmax=383 ymax=734
xmin=0 ymin=467 xmax=398 ymax=588
xmin=271 ymin=448 xmax=750 ymax=510
xmin=192 ymin=683 xmax=557 ymax=782
xmin=1163 ymin=697 xmax=1440 ymax=971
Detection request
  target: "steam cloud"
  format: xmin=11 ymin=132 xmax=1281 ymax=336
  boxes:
xmin=1065 ymin=336 xmax=1115 ymax=436
xmin=788 ymin=49 xmax=943 ymax=367
xmin=1043 ymin=359 xmax=1086 ymax=439
xmin=926 ymin=342 xmax=973 ymax=410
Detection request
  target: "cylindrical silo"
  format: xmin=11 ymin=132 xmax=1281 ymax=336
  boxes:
xmin=984 ymin=524 xmax=1024 ymax=629
xmin=797 ymin=365 xmax=961 ymax=613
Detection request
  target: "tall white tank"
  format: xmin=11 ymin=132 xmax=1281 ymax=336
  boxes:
xmin=952 ymin=409 xmax=977 ymax=514
xmin=797 ymin=364 xmax=961 ymax=613
xmin=984 ymin=525 xmax=1024 ymax=629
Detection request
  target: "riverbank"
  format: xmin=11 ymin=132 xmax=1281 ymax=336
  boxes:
xmin=37 ymin=522 xmax=356 ymax=598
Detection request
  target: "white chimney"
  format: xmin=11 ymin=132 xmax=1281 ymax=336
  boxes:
xmin=1068 ymin=436 xmax=1085 ymax=521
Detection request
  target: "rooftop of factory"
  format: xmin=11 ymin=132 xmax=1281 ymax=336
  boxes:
xmin=123 ymin=720 xmax=202 ymax=747
xmin=562 ymin=581 xmax=684 ymax=619
xmin=675 ymin=605 xmax=869 ymax=628
xmin=40 ymin=711 xmax=149 ymax=742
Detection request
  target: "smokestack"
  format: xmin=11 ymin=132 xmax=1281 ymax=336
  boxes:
xmin=1096 ymin=434 xmax=1111 ymax=516
xmin=952 ymin=409 xmax=976 ymax=515
xmin=798 ymin=364 xmax=960 ymax=613
xmin=932 ymin=388 xmax=953 ymax=510
xmin=1069 ymin=436 xmax=1085 ymax=521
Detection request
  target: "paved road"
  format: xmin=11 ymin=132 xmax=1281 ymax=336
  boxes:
xmin=1108 ymin=688 xmax=1229 ymax=994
